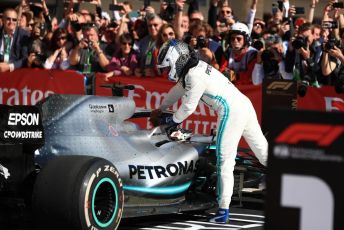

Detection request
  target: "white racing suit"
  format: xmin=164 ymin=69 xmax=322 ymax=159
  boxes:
xmin=160 ymin=60 xmax=268 ymax=209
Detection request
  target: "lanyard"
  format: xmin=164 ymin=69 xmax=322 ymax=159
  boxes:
xmin=4 ymin=35 xmax=11 ymax=54
xmin=83 ymin=48 xmax=93 ymax=74
xmin=3 ymin=34 xmax=11 ymax=62
xmin=86 ymin=48 xmax=93 ymax=64
xmin=145 ymin=40 xmax=156 ymax=55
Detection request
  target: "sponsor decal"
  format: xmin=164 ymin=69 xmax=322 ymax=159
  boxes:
xmin=265 ymin=81 xmax=295 ymax=96
xmin=0 ymin=86 xmax=54 ymax=105
xmin=3 ymin=112 xmax=43 ymax=140
xmin=89 ymin=104 xmax=117 ymax=114
xmin=8 ymin=113 xmax=39 ymax=126
xmin=89 ymin=104 xmax=108 ymax=113
xmin=267 ymin=81 xmax=294 ymax=90
xmin=129 ymin=160 xmax=199 ymax=180
xmin=275 ymin=123 xmax=344 ymax=147
xmin=273 ymin=123 xmax=344 ymax=162
xmin=205 ymin=64 xmax=212 ymax=75
xmin=324 ymin=97 xmax=344 ymax=112
xmin=108 ymin=104 xmax=114 ymax=112
xmin=0 ymin=163 xmax=10 ymax=179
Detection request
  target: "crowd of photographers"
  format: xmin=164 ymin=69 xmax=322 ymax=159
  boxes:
xmin=0 ymin=0 xmax=344 ymax=95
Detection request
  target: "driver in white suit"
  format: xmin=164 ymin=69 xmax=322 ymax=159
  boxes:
xmin=150 ymin=39 xmax=268 ymax=224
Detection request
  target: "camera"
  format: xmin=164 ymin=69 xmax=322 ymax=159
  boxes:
xmin=298 ymin=75 xmax=312 ymax=97
xmin=292 ymin=36 xmax=307 ymax=49
xmin=322 ymin=21 xmax=338 ymax=29
xmin=252 ymin=39 xmax=264 ymax=50
xmin=34 ymin=52 xmax=44 ymax=59
xmin=160 ymin=0 xmax=176 ymax=22
xmin=333 ymin=2 xmax=344 ymax=8
xmin=196 ymin=36 xmax=207 ymax=49
xmin=324 ymin=37 xmax=340 ymax=51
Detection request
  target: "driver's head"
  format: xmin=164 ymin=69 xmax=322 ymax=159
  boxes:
xmin=157 ymin=39 xmax=192 ymax=82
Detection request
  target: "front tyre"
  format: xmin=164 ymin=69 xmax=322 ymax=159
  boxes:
xmin=33 ymin=156 xmax=123 ymax=230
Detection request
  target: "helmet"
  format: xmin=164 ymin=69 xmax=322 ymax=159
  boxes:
xmin=230 ymin=22 xmax=250 ymax=36
xmin=229 ymin=22 xmax=250 ymax=45
xmin=157 ymin=39 xmax=191 ymax=82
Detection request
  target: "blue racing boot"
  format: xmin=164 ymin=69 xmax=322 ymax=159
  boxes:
xmin=209 ymin=208 xmax=229 ymax=223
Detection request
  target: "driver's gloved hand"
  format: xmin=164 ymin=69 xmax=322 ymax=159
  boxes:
xmin=160 ymin=116 xmax=180 ymax=136
xmin=168 ymin=128 xmax=193 ymax=141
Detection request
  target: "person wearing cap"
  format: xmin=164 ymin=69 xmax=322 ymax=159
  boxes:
xmin=219 ymin=22 xmax=258 ymax=85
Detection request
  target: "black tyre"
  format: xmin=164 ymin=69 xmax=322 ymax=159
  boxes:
xmin=32 ymin=156 xmax=123 ymax=230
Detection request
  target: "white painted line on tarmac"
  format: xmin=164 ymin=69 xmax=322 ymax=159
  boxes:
xmin=187 ymin=220 xmax=241 ymax=228
xmin=229 ymin=218 xmax=264 ymax=224
xmin=230 ymin=213 xmax=265 ymax=219
xmin=240 ymin=224 xmax=264 ymax=229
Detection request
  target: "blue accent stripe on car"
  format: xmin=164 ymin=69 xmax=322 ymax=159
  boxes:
xmin=123 ymin=182 xmax=192 ymax=195
xmin=203 ymin=94 xmax=230 ymax=203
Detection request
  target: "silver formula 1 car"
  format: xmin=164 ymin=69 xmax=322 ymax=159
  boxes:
xmin=0 ymin=93 xmax=265 ymax=230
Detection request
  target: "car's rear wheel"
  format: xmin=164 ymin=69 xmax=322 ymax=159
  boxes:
xmin=32 ymin=155 xmax=123 ymax=230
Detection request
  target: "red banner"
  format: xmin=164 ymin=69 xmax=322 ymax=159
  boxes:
xmin=298 ymin=86 xmax=344 ymax=112
xmin=1 ymin=69 xmax=343 ymax=135
xmin=0 ymin=68 xmax=85 ymax=105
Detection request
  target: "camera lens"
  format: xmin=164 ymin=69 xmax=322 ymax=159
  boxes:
xmin=196 ymin=36 xmax=207 ymax=49
xmin=298 ymin=81 xmax=309 ymax=97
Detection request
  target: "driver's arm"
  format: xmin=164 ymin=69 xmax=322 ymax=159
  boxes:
xmin=159 ymin=81 xmax=186 ymax=111
xmin=173 ymin=74 xmax=206 ymax=123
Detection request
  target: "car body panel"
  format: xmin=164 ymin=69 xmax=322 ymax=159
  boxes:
xmin=36 ymin=95 xmax=214 ymax=217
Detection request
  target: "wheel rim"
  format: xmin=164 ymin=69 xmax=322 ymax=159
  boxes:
xmin=92 ymin=178 xmax=118 ymax=228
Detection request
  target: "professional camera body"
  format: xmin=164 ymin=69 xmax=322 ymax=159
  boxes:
xmin=196 ymin=35 xmax=207 ymax=49
xmin=292 ymin=36 xmax=308 ymax=49
xmin=161 ymin=0 xmax=176 ymax=22
xmin=298 ymin=74 xmax=312 ymax=97
xmin=324 ymin=37 xmax=341 ymax=51
xmin=252 ymin=39 xmax=264 ymax=50
xmin=322 ymin=21 xmax=338 ymax=29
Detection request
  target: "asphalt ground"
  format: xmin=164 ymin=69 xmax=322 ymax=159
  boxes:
xmin=119 ymin=206 xmax=264 ymax=230
xmin=0 ymin=202 xmax=264 ymax=230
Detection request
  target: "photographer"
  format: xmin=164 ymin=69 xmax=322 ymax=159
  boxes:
xmin=27 ymin=39 xmax=46 ymax=68
xmin=160 ymin=0 xmax=177 ymax=23
xmin=69 ymin=24 xmax=111 ymax=94
xmin=252 ymin=34 xmax=292 ymax=85
xmin=285 ymin=22 xmax=322 ymax=96
xmin=320 ymin=30 xmax=344 ymax=93
xmin=188 ymin=21 xmax=223 ymax=69
xmin=69 ymin=24 xmax=110 ymax=73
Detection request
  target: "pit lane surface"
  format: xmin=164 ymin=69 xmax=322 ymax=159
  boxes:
xmin=1 ymin=206 xmax=264 ymax=230
xmin=119 ymin=207 xmax=264 ymax=230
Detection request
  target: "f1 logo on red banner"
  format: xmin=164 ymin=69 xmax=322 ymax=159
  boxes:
xmin=275 ymin=123 xmax=344 ymax=147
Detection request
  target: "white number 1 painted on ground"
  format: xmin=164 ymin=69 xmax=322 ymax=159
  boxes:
xmin=281 ymin=174 xmax=334 ymax=230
